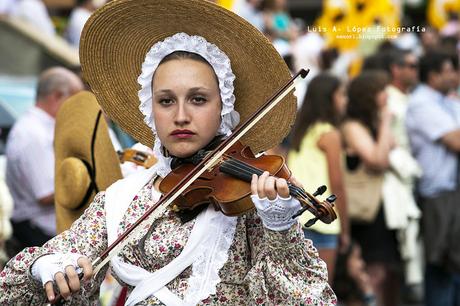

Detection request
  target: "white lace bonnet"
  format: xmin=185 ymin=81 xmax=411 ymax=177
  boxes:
xmin=137 ymin=33 xmax=240 ymax=177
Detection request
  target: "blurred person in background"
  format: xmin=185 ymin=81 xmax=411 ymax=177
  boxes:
xmin=381 ymin=48 xmax=424 ymax=302
xmin=287 ymin=73 xmax=350 ymax=284
xmin=0 ymin=128 xmax=13 ymax=270
xmin=5 ymin=67 xmax=83 ymax=253
xmin=333 ymin=242 xmax=376 ymax=306
xmin=341 ymin=70 xmax=401 ymax=306
xmin=0 ymin=0 xmax=16 ymax=15
xmin=290 ymin=22 xmax=326 ymax=108
xmin=232 ymin=0 xmax=264 ymax=32
xmin=11 ymin=0 xmax=55 ymax=36
xmin=66 ymin=0 xmax=105 ymax=48
xmin=261 ymin=0 xmax=295 ymax=41
xmin=419 ymin=26 xmax=440 ymax=55
xmin=405 ymin=51 xmax=460 ymax=306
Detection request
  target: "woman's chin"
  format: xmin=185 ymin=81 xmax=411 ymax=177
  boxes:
xmin=168 ymin=146 xmax=199 ymax=158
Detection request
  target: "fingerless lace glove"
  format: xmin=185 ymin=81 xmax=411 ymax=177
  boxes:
xmin=251 ymin=194 xmax=301 ymax=231
xmin=31 ymin=252 xmax=84 ymax=285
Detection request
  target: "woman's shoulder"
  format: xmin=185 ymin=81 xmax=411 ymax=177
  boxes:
xmin=313 ymin=121 xmax=336 ymax=133
xmin=341 ymin=120 xmax=369 ymax=137
xmin=303 ymin=122 xmax=336 ymax=140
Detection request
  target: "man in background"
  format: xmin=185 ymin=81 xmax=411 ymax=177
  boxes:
xmin=382 ymin=48 xmax=423 ymax=303
xmin=406 ymin=51 xmax=460 ymax=306
xmin=5 ymin=67 xmax=83 ymax=251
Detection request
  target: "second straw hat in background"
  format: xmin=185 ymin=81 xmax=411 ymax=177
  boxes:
xmin=54 ymin=91 xmax=122 ymax=233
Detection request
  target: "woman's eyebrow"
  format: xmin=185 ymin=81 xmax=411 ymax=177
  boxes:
xmin=188 ymin=87 xmax=210 ymax=93
xmin=154 ymin=89 xmax=175 ymax=95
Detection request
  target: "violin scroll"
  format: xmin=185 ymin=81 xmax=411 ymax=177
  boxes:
xmin=291 ymin=185 xmax=337 ymax=227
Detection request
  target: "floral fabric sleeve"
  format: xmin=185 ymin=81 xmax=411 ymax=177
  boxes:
xmin=244 ymin=212 xmax=337 ymax=305
xmin=0 ymin=192 xmax=109 ymax=306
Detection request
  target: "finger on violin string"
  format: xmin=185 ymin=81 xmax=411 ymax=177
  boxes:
xmin=275 ymin=178 xmax=289 ymax=198
xmin=289 ymin=175 xmax=303 ymax=189
xmin=251 ymin=174 xmax=258 ymax=195
xmin=264 ymin=175 xmax=277 ymax=200
xmin=257 ymin=171 xmax=270 ymax=199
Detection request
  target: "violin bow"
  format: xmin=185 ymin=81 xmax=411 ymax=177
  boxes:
xmin=49 ymin=68 xmax=309 ymax=306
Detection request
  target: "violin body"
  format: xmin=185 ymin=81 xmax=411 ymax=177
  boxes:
xmin=159 ymin=141 xmax=336 ymax=224
xmin=160 ymin=141 xmax=290 ymax=216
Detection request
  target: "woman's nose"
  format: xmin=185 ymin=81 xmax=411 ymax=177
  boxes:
xmin=174 ymin=101 xmax=191 ymax=126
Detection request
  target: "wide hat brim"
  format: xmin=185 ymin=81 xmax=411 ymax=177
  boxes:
xmin=80 ymin=0 xmax=296 ymax=153
xmin=54 ymin=91 xmax=122 ymax=233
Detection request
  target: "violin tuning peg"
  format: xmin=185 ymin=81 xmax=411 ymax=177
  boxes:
xmin=304 ymin=217 xmax=319 ymax=227
xmin=326 ymin=194 xmax=337 ymax=203
xmin=313 ymin=185 xmax=327 ymax=196
xmin=291 ymin=207 xmax=308 ymax=219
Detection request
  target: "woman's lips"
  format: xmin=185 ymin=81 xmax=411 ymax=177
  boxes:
xmin=170 ymin=129 xmax=195 ymax=139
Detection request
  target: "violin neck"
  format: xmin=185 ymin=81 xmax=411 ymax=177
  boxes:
xmin=219 ymin=158 xmax=297 ymax=195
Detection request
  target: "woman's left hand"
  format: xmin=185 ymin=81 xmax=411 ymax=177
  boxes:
xmin=250 ymin=171 xmax=302 ymax=231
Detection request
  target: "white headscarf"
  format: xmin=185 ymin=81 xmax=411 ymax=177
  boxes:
xmin=137 ymin=32 xmax=240 ymax=177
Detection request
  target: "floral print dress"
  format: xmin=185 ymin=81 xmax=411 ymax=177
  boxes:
xmin=0 ymin=178 xmax=336 ymax=305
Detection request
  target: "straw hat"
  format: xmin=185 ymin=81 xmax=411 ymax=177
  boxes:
xmin=54 ymin=91 xmax=122 ymax=233
xmin=80 ymin=0 xmax=297 ymax=153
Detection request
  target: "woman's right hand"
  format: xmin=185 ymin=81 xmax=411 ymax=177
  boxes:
xmin=31 ymin=253 xmax=93 ymax=302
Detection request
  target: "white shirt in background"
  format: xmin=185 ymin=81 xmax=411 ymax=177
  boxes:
xmin=66 ymin=7 xmax=92 ymax=48
xmin=12 ymin=0 xmax=55 ymax=36
xmin=5 ymin=106 xmax=56 ymax=236
xmin=0 ymin=0 xmax=17 ymax=15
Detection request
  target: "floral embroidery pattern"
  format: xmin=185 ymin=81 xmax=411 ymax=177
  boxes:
xmin=0 ymin=179 xmax=336 ymax=305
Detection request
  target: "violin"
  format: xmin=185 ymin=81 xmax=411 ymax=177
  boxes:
xmin=159 ymin=140 xmax=337 ymax=227
xmin=118 ymin=148 xmax=157 ymax=168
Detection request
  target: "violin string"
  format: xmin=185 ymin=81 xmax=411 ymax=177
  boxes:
xmin=224 ymin=154 xmax=308 ymax=197
xmin=218 ymin=157 xmax=336 ymax=221
xmin=221 ymin=156 xmax=308 ymax=198
xmin=221 ymin=157 xmax=308 ymax=200
xmin=219 ymin=156 xmax=314 ymax=205
xmin=216 ymin=160 xmax=324 ymax=217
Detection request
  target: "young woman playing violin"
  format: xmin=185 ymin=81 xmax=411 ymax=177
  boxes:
xmin=0 ymin=1 xmax=336 ymax=305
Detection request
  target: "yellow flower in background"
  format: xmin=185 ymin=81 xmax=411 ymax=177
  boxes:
xmin=316 ymin=0 xmax=401 ymax=51
xmin=217 ymin=0 xmax=235 ymax=10
xmin=428 ymin=0 xmax=460 ymax=29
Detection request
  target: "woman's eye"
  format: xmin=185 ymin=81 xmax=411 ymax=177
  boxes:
xmin=192 ymin=96 xmax=207 ymax=104
xmin=159 ymin=98 xmax=174 ymax=105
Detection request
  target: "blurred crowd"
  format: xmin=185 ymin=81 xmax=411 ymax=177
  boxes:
xmin=1 ymin=0 xmax=460 ymax=306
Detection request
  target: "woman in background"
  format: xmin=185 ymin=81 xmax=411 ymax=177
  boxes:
xmin=341 ymin=70 xmax=400 ymax=306
xmin=288 ymin=73 xmax=350 ymax=284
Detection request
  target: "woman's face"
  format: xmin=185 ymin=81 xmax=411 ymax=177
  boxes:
xmin=152 ymin=58 xmax=222 ymax=158
xmin=333 ymin=84 xmax=347 ymax=116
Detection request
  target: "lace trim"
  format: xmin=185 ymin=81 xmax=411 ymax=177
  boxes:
xmin=137 ymin=33 xmax=240 ymax=176
xmin=184 ymin=212 xmax=237 ymax=304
